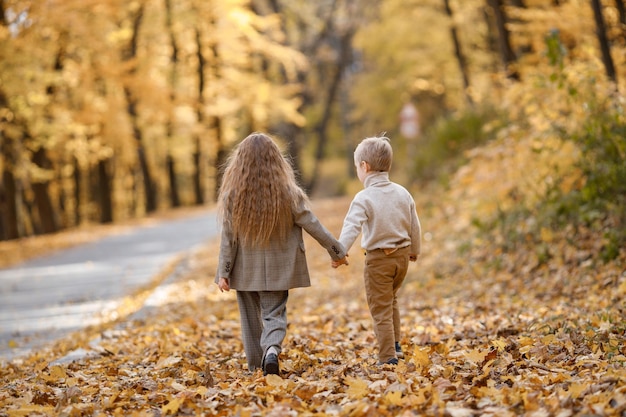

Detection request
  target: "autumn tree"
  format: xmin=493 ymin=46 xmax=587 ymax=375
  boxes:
xmin=590 ymin=0 xmax=617 ymax=84
xmin=0 ymin=0 xmax=307 ymax=239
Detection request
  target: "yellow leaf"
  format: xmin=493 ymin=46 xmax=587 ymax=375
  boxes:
xmin=405 ymin=390 xmax=427 ymax=407
xmin=40 ymin=365 xmax=68 ymax=382
xmin=35 ymin=361 xmax=48 ymax=372
xmin=50 ymin=365 xmax=68 ymax=379
xmin=8 ymin=339 xmax=18 ymax=348
xmin=384 ymin=390 xmax=403 ymax=406
xmin=162 ymin=397 xmax=183 ymax=415
xmin=491 ymin=338 xmax=508 ymax=352
xmin=464 ymin=349 xmax=487 ymax=364
xmin=568 ymin=382 xmax=586 ymax=399
xmin=265 ymin=373 xmax=287 ymax=388
xmin=519 ymin=336 xmax=534 ymax=346
xmin=156 ymin=356 xmax=181 ymax=369
xmin=345 ymin=376 xmax=369 ymax=399
xmin=540 ymin=227 xmax=553 ymax=243
xmin=412 ymin=347 xmax=431 ymax=368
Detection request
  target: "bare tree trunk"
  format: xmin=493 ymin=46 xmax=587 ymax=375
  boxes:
xmin=72 ymin=157 xmax=82 ymax=225
xmin=122 ymin=2 xmax=157 ymax=213
xmin=212 ymin=117 xmax=226 ymax=202
xmin=97 ymin=159 xmax=113 ymax=223
xmin=204 ymin=9 xmax=226 ymax=202
xmin=164 ymin=0 xmax=181 ymax=208
xmin=591 ymin=0 xmax=617 ymax=84
xmin=443 ymin=0 xmax=473 ymax=105
xmin=486 ymin=0 xmax=520 ymax=80
xmin=31 ymin=146 xmax=57 ymax=234
xmin=0 ymin=87 xmax=19 ymax=240
xmin=0 ymin=149 xmax=19 ymax=240
xmin=193 ymin=26 xmax=206 ymax=205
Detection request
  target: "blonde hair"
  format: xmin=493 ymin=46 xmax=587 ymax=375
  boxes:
xmin=354 ymin=135 xmax=393 ymax=171
xmin=218 ymin=132 xmax=308 ymax=247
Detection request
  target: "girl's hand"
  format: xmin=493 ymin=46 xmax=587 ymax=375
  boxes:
xmin=218 ymin=277 xmax=230 ymax=292
xmin=331 ymin=256 xmax=349 ymax=268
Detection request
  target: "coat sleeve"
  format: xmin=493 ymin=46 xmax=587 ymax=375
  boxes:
xmin=215 ymin=220 xmax=238 ymax=284
xmin=294 ymin=200 xmax=346 ymax=261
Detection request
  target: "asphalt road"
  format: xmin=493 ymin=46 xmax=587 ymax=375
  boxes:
xmin=0 ymin=209 xmax=219 ymax=363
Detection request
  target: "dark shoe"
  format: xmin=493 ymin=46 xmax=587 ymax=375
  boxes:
xmin=263 ymin=353 xmax=279 ymax=375
xmin=378 ymin=357 xmax=398 ymax=366
xmin=395 ymin=342 xmax=404 ymax=359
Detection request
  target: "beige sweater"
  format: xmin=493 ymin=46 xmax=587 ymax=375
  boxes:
xmin=339 ymin=172 xmax=421 ymax=255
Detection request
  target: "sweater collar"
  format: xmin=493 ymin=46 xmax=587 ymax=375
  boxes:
xmin=364 ymin=171 xmax=390 ymax=188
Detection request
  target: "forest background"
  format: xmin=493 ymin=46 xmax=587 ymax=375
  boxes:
xmin=0 ymin=0 xmax=625 ymax=255
xmin=1 ymin=0 xmax=626 ymax=415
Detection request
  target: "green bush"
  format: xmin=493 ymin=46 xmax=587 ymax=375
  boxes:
xmin=413 ymin=106 xmax=504 ymax=183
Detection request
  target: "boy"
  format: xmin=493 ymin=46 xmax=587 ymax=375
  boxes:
xmin=332 ymin=135 xmax=421 ymax=365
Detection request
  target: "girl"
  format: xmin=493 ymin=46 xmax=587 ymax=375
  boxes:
xmin=215 ymin=132 xmax=347 ymax=375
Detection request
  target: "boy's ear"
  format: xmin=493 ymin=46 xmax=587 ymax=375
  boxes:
xmin=362 ymin=161 xmax=372 ymax=172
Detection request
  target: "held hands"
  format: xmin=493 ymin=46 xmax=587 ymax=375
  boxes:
xmin=331 ymin=255 xmax=349 ymax=269
xmin=218 ymin=277 xmax=230 ymax=292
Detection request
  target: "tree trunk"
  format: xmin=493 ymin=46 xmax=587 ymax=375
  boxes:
xmin=192 ymin=137 xmax=204 ymax=205
xmin=591 ymin=0 xmax=617 ymax=83
xmin=73 ymin=157 xmax=82 ymax=225
xmin=164 ymin=0 xmax=181 ymax=208
xmin=166 ymin=155 xmax=180 ymax=207
xmin=31 ymin=146 xmax=57 ymax=234
xmin=193 ymin=26 xmax=206 ymax=205
xmin=122 ymin=2 xmax=157 ymax=213
xmin=443 ymin=0 xmax=473 ymax=105
xmin=213 ymin=117 xmax=226 ymax=202
xmin=97 ymin=159 xmax=113 ymax=223
xmin=1 ymin=161 xmax=19 ymax=240
xmin=486 ymin=0 xmax=520 ymax=80
xmin=0 ymin=89 xmax=19 ymax=240
xmin=204 ymin=10 xmax=226 ymax=202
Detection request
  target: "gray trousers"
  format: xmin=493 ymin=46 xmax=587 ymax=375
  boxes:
xmin=236 ymin=290 xmax=289 ymax=371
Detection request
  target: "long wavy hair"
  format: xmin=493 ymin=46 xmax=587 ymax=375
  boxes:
xmin=217 ymin=132 xmax=308 ymax=247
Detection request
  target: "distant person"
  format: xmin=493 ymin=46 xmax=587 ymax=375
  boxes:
xmin=332 ymin=135 xmax=421 ymax=365
xmin=216 ymin=132 xmax=348 ymax=375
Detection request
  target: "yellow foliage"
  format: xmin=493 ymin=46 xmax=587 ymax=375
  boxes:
xmin=345 ymin=376 xmax=369 ymax=399
xmin=1 ymin=177 xmax=625 ymax=417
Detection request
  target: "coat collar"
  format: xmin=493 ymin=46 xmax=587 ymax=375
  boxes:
xmin=364 ymin=171 xmax=390 ymax=188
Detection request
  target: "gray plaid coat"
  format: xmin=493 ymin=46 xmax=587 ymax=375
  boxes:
xmin=215 ymin=200 xmax=346 ymax=291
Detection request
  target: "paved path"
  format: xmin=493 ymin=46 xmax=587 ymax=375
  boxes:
xmin=0 ymin=210 xmax=219 ymax=362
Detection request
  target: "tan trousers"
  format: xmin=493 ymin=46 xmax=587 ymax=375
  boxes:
xmin=364 ymin=246 xmax=409 ymax=363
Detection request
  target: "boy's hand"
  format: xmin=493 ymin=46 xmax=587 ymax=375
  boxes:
xmin=218 ymin=277 xmax=230 ymax=292
xmin=332 ymin=256 xmax=349 ymax=268
xmin=409 ymin=254 xmax=419 ymax=262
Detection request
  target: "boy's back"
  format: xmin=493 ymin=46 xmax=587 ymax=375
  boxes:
xmin=339 ymin=172 xmax=420 ymax=256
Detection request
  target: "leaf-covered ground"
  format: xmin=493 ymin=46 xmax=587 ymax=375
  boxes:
xmin=1 ymin=188 xmax=625 ymax=416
